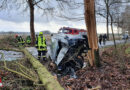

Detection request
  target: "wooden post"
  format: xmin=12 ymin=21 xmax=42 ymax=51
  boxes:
xmin=84 ymin=0 xmax=100 ymax=66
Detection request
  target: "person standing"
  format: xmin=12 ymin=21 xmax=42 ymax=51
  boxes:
xmin=26 ymin=35 xmax=31 ymax=45
xmin=103 ymin=34 xmax=107 ymax=45
xmin=99 ymin=34 xmax=103 ymax=45
xmin=35 ymin=32 xmax=47 ymax=61
xmin=17 ymin=36 xmax=25 ymax=46
xmin=15 ymin=34 xmax=19 ymax=43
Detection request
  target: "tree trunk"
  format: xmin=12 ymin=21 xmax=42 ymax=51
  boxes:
xmin=84 ymin=0 xmax=100 ymax=67
xmin=106 ymin=14 xmax=109 ymax=40
xmin=117 ymin=16 xmax=121 ymax=39
xmin=117 ymin=22 xmax=120 ymax=39
xmin=110 ymin=14 xmax=116 ymax=49
xmin=28 ymin=0 xmax=35 ymax=45
xmin=106 ymin=2 xmax=109 ymax=40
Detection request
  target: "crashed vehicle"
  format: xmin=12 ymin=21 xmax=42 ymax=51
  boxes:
xmin=47 ymin=27 xmax=90 ymax=77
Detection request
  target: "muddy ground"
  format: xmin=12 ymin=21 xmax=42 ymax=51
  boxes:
xmin=0 ymin=35 xmax=130 ymax=90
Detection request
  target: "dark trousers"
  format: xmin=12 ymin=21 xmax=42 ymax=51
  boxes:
xmin=103 ymin=38 xmax=106 ymax=45
xmin=99 ymin=39 xmax=102 ymax=45
xmin=38 ymin=50 xmax=46 ymax=60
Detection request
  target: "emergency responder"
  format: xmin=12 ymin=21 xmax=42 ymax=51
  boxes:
xmin=26 ymin=35 xmax=31 ymax=45
xmin=35 ymin=32 xmax=47 ymax=61
xmin=15 ymin=34 xmax=20 ymax=47
xmin=15 ymin=34 xmax=19 ymax=42
xmin=18 ymin=36 xmax=25 ymax=46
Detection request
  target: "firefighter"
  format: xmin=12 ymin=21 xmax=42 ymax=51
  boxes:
xmin=15 ymin=34 xmax=19 ymax=42
xmin=26 ymin=35 xmax=31 ymax=45
xmin=18 ymin=36 xmax=25 ymax=46
xmin=35 ymin=32 xmax=47 ymax=61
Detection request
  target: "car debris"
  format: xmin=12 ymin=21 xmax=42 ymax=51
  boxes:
xmin=47 ymin=27 xmax=90 ymax=78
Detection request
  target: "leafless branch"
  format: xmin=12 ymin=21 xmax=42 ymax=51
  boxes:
xmin=33 ymin=0 xmax=43 ymax=5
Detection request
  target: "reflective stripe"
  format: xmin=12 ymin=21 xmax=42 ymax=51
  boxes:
xmin=26 ymin=40 xmax=31 ymax=43
xmin=38 ymin=49 xmax=47 ymax=51
xmin=42 ymin=56 xmax=46 ymax=58
xmin=37 ymin=35 xmax=47 ymax=51
xmin=26 ymin=36 xmax=31 ymax=43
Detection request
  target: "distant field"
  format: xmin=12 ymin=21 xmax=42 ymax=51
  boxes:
xmin=0 ymin=34 xmax=14 ymax=39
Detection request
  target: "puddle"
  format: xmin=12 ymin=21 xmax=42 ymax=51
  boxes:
xmin=0 ymin=50 xmax=24 ymax=61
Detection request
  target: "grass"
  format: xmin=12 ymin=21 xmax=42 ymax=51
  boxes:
xmin=125 ymin=47 xmax=130 ymax=54
xmin=0 ymin=34 xmax=18 ymax=49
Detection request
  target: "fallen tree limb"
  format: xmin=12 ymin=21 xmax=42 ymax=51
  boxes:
xmin=0 ymin=52 xmax=38 ymax=82
xmin=0 ymin=48 xmax=22 ymax=52
xmin=23 ymin=48 xmax=64 ymax=90
xmin=3 ymin=66 xmax=38 ymax=82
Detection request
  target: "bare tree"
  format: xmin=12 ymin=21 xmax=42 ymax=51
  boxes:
xmin=28 ymin=0 xmax=36 ymax=45
xmin=118 ymin=5 xmax=130 ymax=35
xmin=96 ymin=0 xmax=123 ymax=40
xmin=109 ymin=12 xmax=116 ymax=48
xmin=0 ymin=0 xmax=56 ymax=45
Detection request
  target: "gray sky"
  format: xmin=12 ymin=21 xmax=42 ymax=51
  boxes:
xmin=0 ymin=0 xmax=121 ymax=33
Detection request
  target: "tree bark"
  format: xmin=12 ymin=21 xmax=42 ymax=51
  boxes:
xmin=106 ymin=1 xmax=109 ymax=40
xmin=23 ymin=49 xmax=64 ymax=90
xmin=28 ymin=0 xmax=35 ymax=45
xmin=110 ymin=14 xmax=116 ymax=49
xmin=84 ymin=0 xmax=100 ymax=67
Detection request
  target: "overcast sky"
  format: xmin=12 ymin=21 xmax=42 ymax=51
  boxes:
xmin=0 ymin=0 xmax=120 ymax=33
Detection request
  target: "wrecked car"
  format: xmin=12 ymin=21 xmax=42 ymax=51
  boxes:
xmin=47 ymin=27 xmax=90 ymax=77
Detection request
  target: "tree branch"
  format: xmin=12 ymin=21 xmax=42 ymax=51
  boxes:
xmin=96 ymin=13 xmax=106 ymax=18
xmin=33 ymin=0 xmax=44 ymax=5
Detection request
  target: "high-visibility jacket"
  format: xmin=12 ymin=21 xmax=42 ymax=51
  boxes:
xmin=36 ymin=35 xmax=47 ymax=51
xmin=18 ymin=36 xmax=25 ymax=45
xmin=26 ymin=36 xmax=31 ymax=44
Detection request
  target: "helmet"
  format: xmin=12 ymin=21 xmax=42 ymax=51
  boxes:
xmin=15 ymin=34 xmax=18 ymax=38
xmin=39 ymin=32 xmax=43 ymax=35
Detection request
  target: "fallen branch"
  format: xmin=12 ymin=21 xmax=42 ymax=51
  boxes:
xmin=3 ymin=66 xmax=38 ymax=82
xmin=0 ymin=48 xmax=22 ymax=52
xmin=0 ymin=52 xmax=39 ymax=83
xmin=23 ymin=48 xmax=64 ymax=90
xmin=16 ymin=62 xmax=37 ymax=78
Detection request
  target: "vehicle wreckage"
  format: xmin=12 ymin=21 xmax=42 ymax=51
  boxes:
xmin=47 ymin=27 xmax=90 ymax=77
